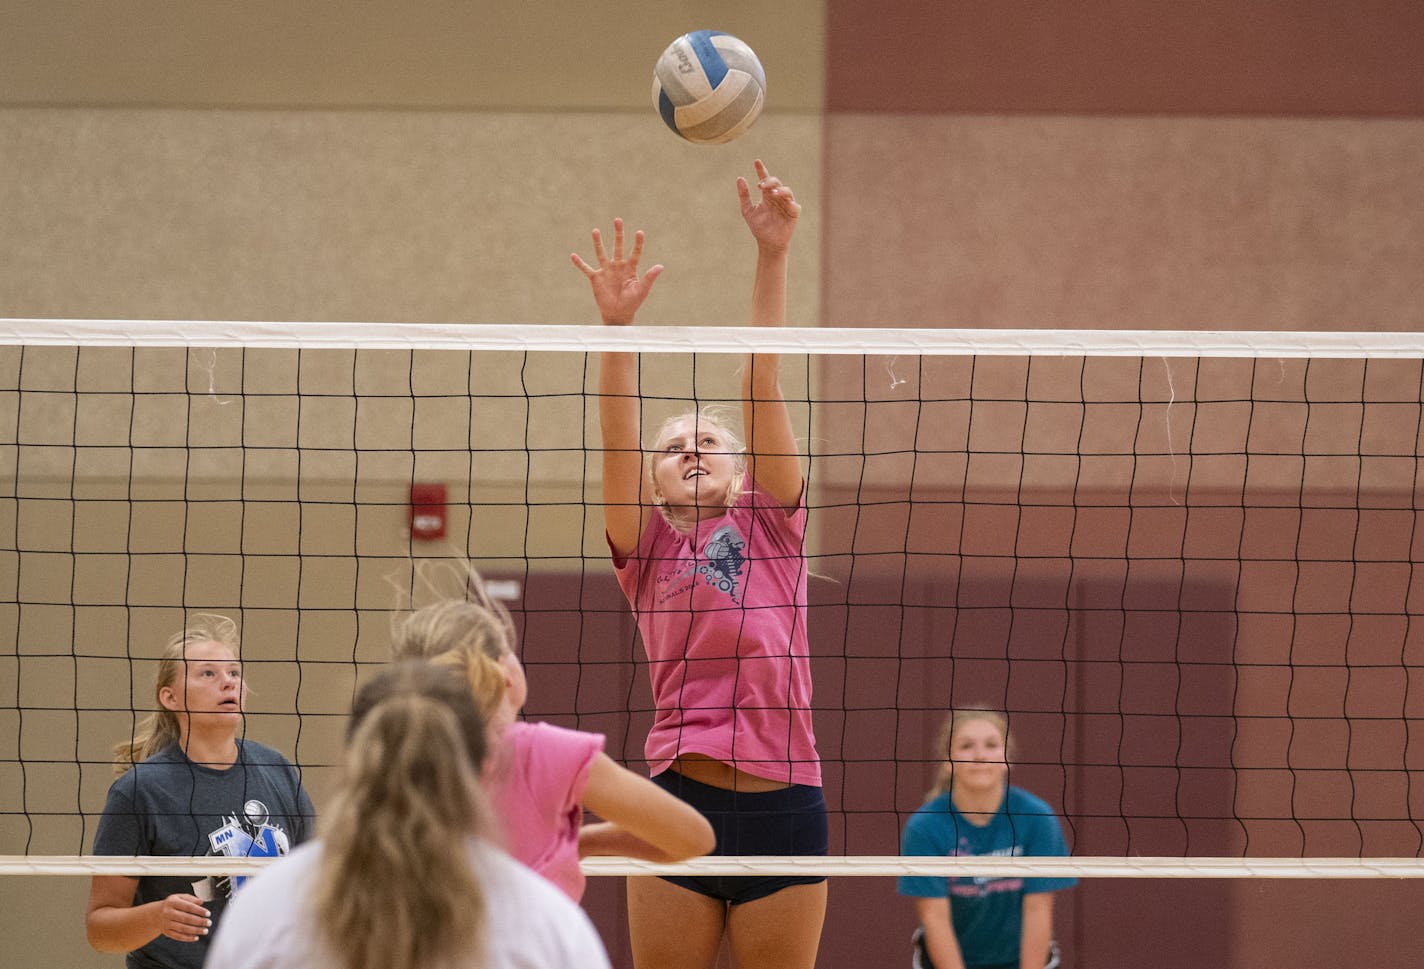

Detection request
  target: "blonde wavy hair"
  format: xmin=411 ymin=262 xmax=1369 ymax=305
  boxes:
xmin=112 ymin=614 xmax=240 ymax=775
xmin=389 ymin=566 xmax=517 ymax=723
xmin=927 ymin=709 xmax=1011 ymax=799
xmin=315 ymin=661 xmax=490 ymax=969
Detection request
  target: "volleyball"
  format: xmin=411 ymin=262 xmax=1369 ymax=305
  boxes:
xmin=652 ymin=30 xmax=765 ymax=145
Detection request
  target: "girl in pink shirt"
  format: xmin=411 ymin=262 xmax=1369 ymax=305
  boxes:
xmin=573 ymin=159 xmax=827 ymax=969
xmin=390 ymin=575 xmax=713 ymax=901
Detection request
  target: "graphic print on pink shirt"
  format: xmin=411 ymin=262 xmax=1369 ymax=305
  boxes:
xmin=655 ymin=521 xmax=746 ymax=604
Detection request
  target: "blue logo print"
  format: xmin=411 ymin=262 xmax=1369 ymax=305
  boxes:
xmin=207 ymin=799 xmax=291 ymax=893
xmin=697 ymin=524 xmax=746 ymax=602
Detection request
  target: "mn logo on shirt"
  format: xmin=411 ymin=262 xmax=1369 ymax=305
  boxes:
xmin=208 ymin=800 xmax=292 ymax=892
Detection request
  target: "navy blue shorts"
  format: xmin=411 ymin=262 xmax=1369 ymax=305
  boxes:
xmin=651 ymin=769 xmax=828 ymax=905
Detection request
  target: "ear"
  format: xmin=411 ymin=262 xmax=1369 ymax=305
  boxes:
xmin=158 ymin=684 xmax=181 ymax=711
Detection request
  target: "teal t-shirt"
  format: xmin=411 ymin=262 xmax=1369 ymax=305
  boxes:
xmin=898 ymin=786 xmax=1075 ymax=969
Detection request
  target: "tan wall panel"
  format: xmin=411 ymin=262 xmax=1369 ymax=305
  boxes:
xmin=823 ymin=114 xmax=1424 ymax=331
xmin=2 ymin=342 xmax=815 ymax=560
xmin=0 ymin=108 xmax=821 ymax=326
xmin=0 ymin=105 xmax=823 ymax=580
xmin=1 ymin=1 xmax=825 ymax=112
xmin=0 ymin=879 xmax=109 ymax=969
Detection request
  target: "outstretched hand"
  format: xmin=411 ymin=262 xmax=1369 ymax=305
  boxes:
xmin=737 ymin=158 xmax=800 ymax=253
xmin=571 ymin=219 xmax=664 ymax=325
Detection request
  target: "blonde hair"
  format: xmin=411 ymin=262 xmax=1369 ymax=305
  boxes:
xmin=315 ymin=661 xmax=490 ymax=969
xmin=928 ymin=709 xmax=1011 ymax=799
xmin=112 ymin=614 xmax=240 ymax=775
xmin=390 ymin=574 xmax=516 ymax=723
xmin=647 ymin=406 xmax=748 ymax=526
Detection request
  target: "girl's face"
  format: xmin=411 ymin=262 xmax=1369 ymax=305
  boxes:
xmin=651 ymin=417 xmax=740 ymax=518
xmin=946 ymin=717 xmax=1009 ymax=792
xmin=161 ymin=640 xmax=245 ymax=733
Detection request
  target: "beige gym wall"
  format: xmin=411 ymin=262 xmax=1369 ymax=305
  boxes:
xmin=1 ymin=4 xmax=823 ymax=967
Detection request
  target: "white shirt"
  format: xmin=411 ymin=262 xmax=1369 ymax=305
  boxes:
xmin=205 ymin=838 xmax=612 ymax=969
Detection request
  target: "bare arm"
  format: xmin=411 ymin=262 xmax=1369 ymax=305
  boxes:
xmin=578 ymin=753 xmax=715 ymax=862
xmin=737 ymin=160 xmax=803 ymax=509
xmin=86 ymin=875 xmax=211 ymax=953
xmin=599 ymin=347 xmax=648 ymax=557
xmin=573 ymin=220 xmax=664 ymax=556
xmin=1020 ymin=891 xmax=1055 ymax=969
xmin=914 ymin=896 xmax=967 ymax=969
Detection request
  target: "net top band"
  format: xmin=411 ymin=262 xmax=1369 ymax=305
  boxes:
xmin=4 ymin=319 xmax=1423 ymax=357
xmin=9 ymin=855 xmax=1424 ymax=879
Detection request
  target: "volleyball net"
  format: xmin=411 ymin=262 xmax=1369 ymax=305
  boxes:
xmin=3 ymin=319 xmax=1423 ymax=878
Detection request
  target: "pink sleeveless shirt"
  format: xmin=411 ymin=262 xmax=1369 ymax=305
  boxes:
xmin=612 ymin=483 xmax=821 ymax=787
xmin=487 ymin=720 xmax=603 ymax=900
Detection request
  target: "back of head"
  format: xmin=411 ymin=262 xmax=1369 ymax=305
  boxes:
xmin=113 ymin=614 xmax=241 ymax=774
xmin=346 ymin=660 xmax=489 ymax=768
xmin=315 ymin=661 xmax=490 ymax=969
xmin=390 ymin=583 xmax=517 ymax=723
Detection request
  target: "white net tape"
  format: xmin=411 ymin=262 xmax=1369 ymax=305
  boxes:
xmin=6 ymin=855 xmax=1424 ymax=879
xmin=4 ymin=318 xmax=1424 ymax=357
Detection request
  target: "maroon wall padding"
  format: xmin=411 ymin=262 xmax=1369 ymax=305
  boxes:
xmin=826 ymin=0 xmax=1424 ymax=117
xmin=808 ymin=4 xmax=1424 ymax=963
xmin=508 ymin=477 xmax=1424 ymax=967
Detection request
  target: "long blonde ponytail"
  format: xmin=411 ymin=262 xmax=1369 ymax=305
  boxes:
xmin=314 ymin=661 xmax=490 ymax=969
xmin=112 ymin=614 xmax=239 ymax=775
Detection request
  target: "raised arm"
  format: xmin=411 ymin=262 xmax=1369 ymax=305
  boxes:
xmin=572 ymin=220 xmax=663 ymax=557
xmin=737 ymin=160 xmax=803 ymax=510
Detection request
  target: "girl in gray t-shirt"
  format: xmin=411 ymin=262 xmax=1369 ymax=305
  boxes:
xmin=86 ymin=615 xmax=313 ymax=969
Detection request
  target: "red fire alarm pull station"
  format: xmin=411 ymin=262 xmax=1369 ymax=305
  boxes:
xmin=409 ymin=482 xmax=447 ymax=540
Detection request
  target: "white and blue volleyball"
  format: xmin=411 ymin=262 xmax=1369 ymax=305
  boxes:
xmin=652 ymin=31 xmax=765 ymax=145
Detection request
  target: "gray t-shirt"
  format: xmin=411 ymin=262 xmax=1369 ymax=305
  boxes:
xmin=93 ymin=740 xmax=315 ymax=969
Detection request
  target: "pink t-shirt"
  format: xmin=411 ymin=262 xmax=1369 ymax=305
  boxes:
xmin=612 ymin=482 xmax=821 ymax=787
xmin=487 ymin=720 xmax=603 ymax=901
